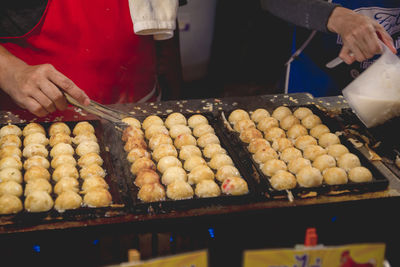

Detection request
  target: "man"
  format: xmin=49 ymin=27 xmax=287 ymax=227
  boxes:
xmin=0 ymin=0 xmax=184 ymax=116
xmin=261 ymin=0 xmax=398 ymax=96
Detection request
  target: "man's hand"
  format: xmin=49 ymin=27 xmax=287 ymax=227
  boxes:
xmin=0 ymin=46 xmax=90 ymax=117
xmin=327 ymin=7 xmax=397 ymax=64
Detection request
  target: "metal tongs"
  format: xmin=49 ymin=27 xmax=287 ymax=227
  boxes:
xmin=64 ymin=92 xmax=131 ymax=123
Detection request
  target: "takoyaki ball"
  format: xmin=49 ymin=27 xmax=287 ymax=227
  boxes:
xmin=127 ymin=148 xmax=151 ymax=163
xmin=272 ymin=106 xmax=292 ymax=121
xmin=134 ymin=169 xmax=160 ymax=188
xmin=248 ymin=138 xmax=270 ymax=154
xmin=169 ymin=124 xmax=192 ymax=139
xmin=138 ymin=183 xmax=166 ymax=202
xmin=179 ymin=145 xmax=202 ymax=161
xmin=50 ymin=143 xmax=74 ymax=158
xmin=157 ymin=156 xmax=182 ymax=174
xmin=337 ymin=153 xmax=361 ymax=172
xmin=0 ymin=156 xmax=22 ymax=170
xmin=51 ymin=154 xmax=76 ymax=169
xmin=78 ymin=152 xmax=103 ymax=167
xmin=121 ymin=117 xmax=141 ymax=129
xmin=208 ymin=154 xmax=233 ymax=170
xmin=250 ymin=108 xmax=270 ymax=123
xmin=270 ymin=170 xmax=297 ymax=190
xmin=260 ymin=159 xmax=287 ymax=177
xmin=233 ymin=119 xmax=256 ymax=133
xmin=0 ymin=181 xmax=23 ymax=197
xmin=348 ymin=166 xmax=373 ymax=183
xmin=221 ymin=177 xmax=249 ymax=195
xmin=142 ymin=115 xmax=164 ymax=130
xmin=165 ymin=112 xmax=187 ymax=129
xmin=323 ymin=167 xmax=348 ymax=185
xmin=326 ymin=144 xmax=349 ymax=159
xmin=188 ymin=165 xmax=214 ymax=185
xmin=149 ymin=133 xmax=173 ymax=151
xmin=280 ymin=147 xmax=302 ymax=163
xmin=264 ymin=127 xmax=286 ymax=142
xmin=318 ymin=133 xmax=340 ymax=148
xmin=293 ymin=107 xmax=313 ymax=120
xmin=287 ymin=124 xmax=308 ymax=140
xmin=240 ymin=128 xmax=263 ymax=144
xmin=124 ymin=136 xmax=147 ymax=152
xmin=22 ymin=123 xmax=45 ymax=137
xmin=0 ymin=194 xmax=23 ymax=214
xmin=280 ymin=115 xmax=300 ymax=130
xmin=302 ymin=145 xmax=326 ymax=161
xmin=24 ymin=190 xmax=54 ymax=212
xmin=83 ymin=188 xmax=112 ymax=207
xmin=184 ymin=156 xmax=206 ymax=172
xmin=167 ymin=180 xmax=194 ymax=200
xmin=76 ymin=141 xmax=100 ymax=157
xmin=122 ymin=126 xmax=144 ymax=142
xmin=253 ymin=147 xmax=278 ymax=164
xmin=130 ymin=157 xmax=156 ymax=175
xmin=0 ymin=168 xmax=22 ymax=184
xmin=0 ymin=134 xmax=21 ymax=148
xmin=197 ymin=133 xmax=220 ymax=148
xmin=188 ymin=114 xmax=208 ymax=128
xmin=203 ymin=144 xmax=226 ymax=159
xmin=272 ymin=138 xmax=293 ymax=152
xmin=174 ymin=134 xmax=197 ymax=149
xmin=49 ymin=133 xmax=71 ymax=147
xmin=195 ymin=180 xmax=221 ymax=198
xmin=257 ymin=117 xmax=279 ymax=132
xmin=82 ymin=175 xmax=109 ymax=192
xmin=216 ymin=165 xmax=240 ymax=183
xmin=54 ymin=177 xmax=79 ymax=195
xmin=144 ymin=124 xmax=169 ymax=140
xmin=0 ymin=145 xmax=22 ymax=159
xmin=310 ymin=124 xmax=330 ymax=139
xmin=24 ymin=166 xmax=51 ymax=182
xmin=49 ymin=122 xmax=70 ymax=136
xmin=23 ymin=144 xmax=48 ymax=158
xmin=24 ymin=178 xmax=52 ymax=196
xmin=80 ymin=164 xmax=106 ymax=180
xmin=228 ymin=109 xmax=250 ymax=124
xmin=312 ymin=154 xmax=336 ymax=172
xmin=294 ymin=135 xmax=317 ymax=150
xmin=153 ymin=144 xmax=178 ymax=162
xmin=72 ymin=121 xmax=95 ymax=136
xmin=296 ymin=166 xmax=323 ymax=188
xmin=23 ymin=132 xmax=48 ymax=147
xmin=0 ymin=125 xmax=22 ymax=138
xmin=193 ymin=124 xmax=215 ymax=138
xmin=161 ymin=166 xmax=187 ymax=185
xmin=301 ymin=114 xmax=322 ymax=129
xmin=72 ymin=132 xmax=98 ymax=145
xmin=54 ymin=191 xmax=82 ymax=212
xmin=52 ymin=164 xmax=79 ymax=182
xmin=288 ymin=157 xmax=312 ymax=174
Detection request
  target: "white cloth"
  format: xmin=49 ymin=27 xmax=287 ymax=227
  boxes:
xmin=128 ymin=0 xmax=178 ymax=40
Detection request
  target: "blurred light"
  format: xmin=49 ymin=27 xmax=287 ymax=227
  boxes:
xmin=93 ymin=239 xmax=99 ymax=245
xmin=208 ymin=228 xmax=215 ymax=239
xmin=169 ymin=236 xmax=173 ymax=242
xmin=33 ymin=245 xmax=40 ymax=253
xmin=331 ymin=216 xmax=337 ymax=222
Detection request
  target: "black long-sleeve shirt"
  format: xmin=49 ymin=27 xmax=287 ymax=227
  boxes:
xmin=260 ymin=0 xmax=340 ymax=32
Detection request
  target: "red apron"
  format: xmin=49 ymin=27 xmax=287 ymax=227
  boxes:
xmin=0 ymin=0 xmax=157 ymax=110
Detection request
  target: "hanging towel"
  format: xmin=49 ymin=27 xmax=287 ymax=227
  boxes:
xmin=128 ymin=0 xmax=179 ymax=40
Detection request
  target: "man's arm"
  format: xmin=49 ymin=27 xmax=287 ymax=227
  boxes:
xmin=0 ymin=45 xmax=90 ymax=117
xmin=261 ymin=0 xmax=396 ymax=64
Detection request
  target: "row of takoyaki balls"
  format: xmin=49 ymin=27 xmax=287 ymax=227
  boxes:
xmin=121 ymin=113 xmax=248 ymax=203
xmin=0 ymin=121 xmax=111 ymax=215
xmin=228 ymin=106 xmax=373 ymax=191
